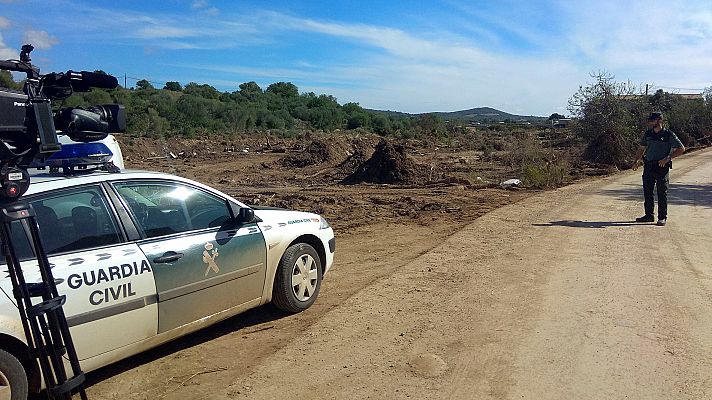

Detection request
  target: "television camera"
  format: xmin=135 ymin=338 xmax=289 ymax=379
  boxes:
xmin=0 ymin=44 xmax=126 ymax=202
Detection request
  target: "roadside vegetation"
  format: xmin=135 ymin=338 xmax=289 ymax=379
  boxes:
xmin=1 ymin=71 xmax=710 ymax=189
xmin=569 ymin=72 xmax=712 ymax=168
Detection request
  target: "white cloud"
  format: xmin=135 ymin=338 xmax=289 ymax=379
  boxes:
xmin=203 ymin=7 xmax=219 ymax=17
xmin=249 ymin=5 xmax=711 ymax=114
xmin=270 ymin=13 xmax=493 ymax=65
xmin=22 ymin=29 xmax=58 ymax=49
xmin=191 ymin=0 xmax=219 ymax=16
xmin=0 ymin=16 xmax=11 ymax=29
xmin=67 ymin=7 xmax=246 ymax=49
xmin=254 ymin=13 xmax=583 ymax=115
xmin=558 ymin=1 xmax=712 ymax=90
xmin=444 ymin=0 xmax=557 ymax=49
xmin=0 ymin=32 xmax=17 ymax=60
xmin=134 ymin=26 xmax=201 ymax=39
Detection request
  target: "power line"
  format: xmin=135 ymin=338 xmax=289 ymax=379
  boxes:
xmin=651 ymin=85 xmax=706 ymax=92
xmin=124 ymin=75 xmax=167 ymax=87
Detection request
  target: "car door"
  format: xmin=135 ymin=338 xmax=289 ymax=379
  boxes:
xmin=0 ymin=184 xmax=158 ymax=361
xmin=111 ymin=180 xmax=267 ymax=334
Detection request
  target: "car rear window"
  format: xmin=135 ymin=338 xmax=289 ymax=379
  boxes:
xmin=0 ymin=185 xmax=123 ymax=263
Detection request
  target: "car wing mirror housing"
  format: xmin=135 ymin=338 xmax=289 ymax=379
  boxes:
xmin=228 ymin=201 xmax=256 ymax=224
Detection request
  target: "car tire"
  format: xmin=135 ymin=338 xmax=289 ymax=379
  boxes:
xmin=0 ymin=349 xmax=28 ymax=400
xmin=272 ymin=243 xmax=322 ymax=313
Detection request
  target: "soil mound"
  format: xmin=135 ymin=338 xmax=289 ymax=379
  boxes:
xmin=337 ymin=137 xmax=376 ymax=174
xmin=343 ymin=139 xmax=429 ymax=184
xmin=338 ymin=149 xmax=369 ymax=173
xmin=281 ymin=139 xmax=335 ymax=168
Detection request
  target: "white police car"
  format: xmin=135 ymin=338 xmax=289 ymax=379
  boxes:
xmin=0 ymin=169 xmax=335 ymax=398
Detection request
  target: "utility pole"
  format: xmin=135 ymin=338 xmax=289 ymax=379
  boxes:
xmin=645 ymin=84 xmax=649 ymax=96
xmin=124 ymin=74 xmax=127 ymax=89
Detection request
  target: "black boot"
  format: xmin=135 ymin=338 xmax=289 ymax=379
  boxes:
xmin=635 ymin=215 xmax=654 ymax=223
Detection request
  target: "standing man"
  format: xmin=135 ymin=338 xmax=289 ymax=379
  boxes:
xmin=632 ymin=112 xmax=685 ymax=226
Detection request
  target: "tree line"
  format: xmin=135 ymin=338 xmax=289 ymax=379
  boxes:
xmin=3 ymin=69 xmax=710 ymax=167
xmin=4 ymin=71 xmax=453 ymax=139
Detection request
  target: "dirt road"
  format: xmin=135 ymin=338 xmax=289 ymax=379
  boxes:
xmin=88 ymin=147 xmax=712 ymax=399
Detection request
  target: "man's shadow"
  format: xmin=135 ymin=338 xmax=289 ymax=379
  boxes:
xmin=603 ymin=183 xmax=712 ymax=209
xmin=533 ymin=220 xmax=650 ymax=228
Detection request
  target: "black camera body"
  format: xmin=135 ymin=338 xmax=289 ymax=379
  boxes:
xmin=0 ymin=88 xmax=127 ymax=142
xmin=0 ymin=89 xmax=32 ymax=134
xmin=0 ymin=44 xmax=126 ymax=201
xmin=0 ymin=88 xmax=59 ymax=153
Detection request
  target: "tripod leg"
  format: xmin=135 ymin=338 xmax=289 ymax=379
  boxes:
xmin=1 ymin=204 xmax=88 ymax=399
xmin=27 ymin=216 xmax=87 ymax=397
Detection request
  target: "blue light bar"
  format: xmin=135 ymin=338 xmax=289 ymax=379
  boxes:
xmin=32 ymin=143 xmax=114 ymax=168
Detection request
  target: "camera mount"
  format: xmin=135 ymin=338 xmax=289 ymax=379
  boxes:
xmin=0 ymin=44 xmax=126 ymax=399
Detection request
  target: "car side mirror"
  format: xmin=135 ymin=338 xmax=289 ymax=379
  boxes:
xmin=228 ymin=201 xmax=255 ymax=224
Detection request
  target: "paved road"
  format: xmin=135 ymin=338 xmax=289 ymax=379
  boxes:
xmin=107 ymin=148 xmax=712 ymax=400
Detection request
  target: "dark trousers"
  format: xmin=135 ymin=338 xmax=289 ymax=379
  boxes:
xmin=642 ymin=162 xmax=670 ymax=219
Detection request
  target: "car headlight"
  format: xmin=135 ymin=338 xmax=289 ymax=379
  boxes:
xmin=319 ymin=216 xmax=331 ymax=230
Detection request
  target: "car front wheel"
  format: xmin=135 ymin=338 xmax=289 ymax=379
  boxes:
xmin=272 ymin=243 xmax=322 ymax=312
xmin=0 ymin=349 xmax=27 ymax=400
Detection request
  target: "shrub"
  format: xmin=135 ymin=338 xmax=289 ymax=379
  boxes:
xmin=522 ymin=161 xmax=568 ymax=188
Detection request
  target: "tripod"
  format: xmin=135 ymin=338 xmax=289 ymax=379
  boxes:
xmin=0 ymin=201 xmax=87 ymax=399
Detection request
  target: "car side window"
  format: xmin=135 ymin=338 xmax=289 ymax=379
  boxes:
xmin=114 ymin=181 xmax=231 ymax=239
xmin=0 ymin=186 xmax=123 ymax=262
xmin=33 ymin=186 xmax=123 ymax=254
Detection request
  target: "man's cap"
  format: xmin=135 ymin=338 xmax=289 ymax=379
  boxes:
xmin=648 ymin=112 xmax=663 ymax=120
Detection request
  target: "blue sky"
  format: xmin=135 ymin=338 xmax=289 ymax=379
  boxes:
xmin=1 ymin=0 xmax=711 ymax=116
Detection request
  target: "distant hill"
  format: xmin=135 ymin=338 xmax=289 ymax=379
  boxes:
xmin=368 ymin=107 xmax=547 ymax=123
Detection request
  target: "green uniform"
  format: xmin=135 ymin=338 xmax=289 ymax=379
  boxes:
xmin=639 ymin=128 xmax=683 ymax=219
xmin=640 ymin=128 xmax=683 ymax=161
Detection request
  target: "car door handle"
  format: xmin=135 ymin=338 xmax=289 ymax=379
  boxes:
xmin=153 ymin=251 xmax=184 ymax=264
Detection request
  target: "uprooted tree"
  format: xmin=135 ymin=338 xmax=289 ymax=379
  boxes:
xmin=568 ymin=71 xmax=641 ymax=167
xmin=570 ymin=72 xmax=712 ymax=167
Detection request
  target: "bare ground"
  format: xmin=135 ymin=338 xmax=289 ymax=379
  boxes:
xmin=85 ymin=134 xmax=534 ymax=399
xmin=222 ymin=147 xmax=712 ymax=400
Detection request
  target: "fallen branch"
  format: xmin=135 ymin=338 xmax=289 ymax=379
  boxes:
xmin=162 ymin=367 xmax=228 ymax=397
xmin=243 ymin=325 xmax=275 ymax=335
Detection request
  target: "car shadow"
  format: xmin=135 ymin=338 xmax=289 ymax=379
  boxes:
xmin=602 ymin=183 xmax=712 ymax=209
xmin=532 ymin=220 xmax=648 ymax=229
xmin=82 ymin=303 xmax=292 ymax=388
